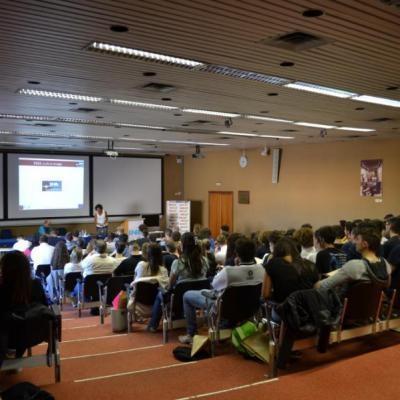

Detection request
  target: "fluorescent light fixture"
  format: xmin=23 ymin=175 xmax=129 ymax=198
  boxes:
xmin=217 ymin=131 xmax=258 ymax=137
xmin=335 ymin=127 xmax=375 ymax=132
xmin=352 ymin=95 xmax=400 ymax=108
xmin=202 ymin=65 xmax=291 ymax=85
xmin=246 ymin=115 xmax=294 ymax=123
xmin=120 ymin=137 xmax=158 ymax=142
xmin=0 ymin=130 xmax=12 ymax=134
xmin=114 ymin=146 xmax=145 ymax=151
xmin=259 ymin=134 xmax=294 ymax=139
xmin=87 ymin=42 xmax=205 ymax=68
xmin=284 ymin=82 xmax=357 ymax=98
xmin=183 ymin=109 xmax=240 ymax=118
xmin=295 ymin=122 xmax=335 ymax=129
xmin=18 ymin=89 xmax=103 ymax=102
xmin=116 ymin=123 xmax=166 ymax=130
xmin=160 ymin=139 xmax=229 ymax=146
xmin=110 ymin=99 xmax=179 ymax=110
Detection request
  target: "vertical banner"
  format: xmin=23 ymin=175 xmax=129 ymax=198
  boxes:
xmin=272 ymin=148 xmax=282 ymax=184
xmin=360 ymin=159 xmax=383 ymax=197
xmin=166 ymin=200 xmax=191 ymax=233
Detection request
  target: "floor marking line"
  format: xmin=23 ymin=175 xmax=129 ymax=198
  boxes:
xmin=61 ymin=344 xmax=163 ymax=360
xmin=63 ymin=324 xmax=98 ymax=330
xmin=61 ymin=334 xmax=128 ymax=343
xmin=175 ymin=378 xmax=279 ymax=400
xmin=74 ymin=362 xmax=197 ymax=383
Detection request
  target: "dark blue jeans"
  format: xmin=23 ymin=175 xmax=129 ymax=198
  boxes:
xmin=148 ymin=292 xmax=163 ymax=329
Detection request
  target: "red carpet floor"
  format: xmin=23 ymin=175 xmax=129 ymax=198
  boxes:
xmin=1 ymin=306 xmax=400 ymax=399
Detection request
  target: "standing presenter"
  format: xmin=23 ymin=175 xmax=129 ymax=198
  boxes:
xmin=94 ymin=204 xmax=108 ymax=236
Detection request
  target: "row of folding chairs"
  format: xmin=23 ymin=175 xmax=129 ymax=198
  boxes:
xmin=264 ymin=281 xmax=400 ymax=378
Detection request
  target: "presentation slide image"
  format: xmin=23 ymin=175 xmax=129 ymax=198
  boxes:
xmin=19 ymin=158 xmax=85 ymax=211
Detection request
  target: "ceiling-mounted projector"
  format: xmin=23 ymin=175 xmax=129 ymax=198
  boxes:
xmin=104 ymin=150 xmax=119 ymax=158
xmin=192 ymin=145 xmax=205 ymax=159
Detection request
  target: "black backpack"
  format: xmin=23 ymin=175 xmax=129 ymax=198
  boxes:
xmin=172 ymin=346 xmax=210 ymax=362
xmin=1 ymin=382 xmax=54 ymax=400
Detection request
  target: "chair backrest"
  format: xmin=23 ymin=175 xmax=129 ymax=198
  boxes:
xmin=4 ymin=303 xmax=55 ymax=357
xmin=83 ymin=273 xmax=112 ymax=300
xmin=35 ymin=264 xmax=51 ymax=279
xmin=172 ymin=279 xmax=211 ymax=319
xmin=219 ymin=283 xmax=262 ymax=325
xmin=105 ymin=275 xmax=134 ymax=305
xmin=135 ymin=281 xmax=159 ymax=306
xmin=64 ymin=272 xmax=83 ymax=292
xmin=343 ymin=281 xmax=383 ymax=322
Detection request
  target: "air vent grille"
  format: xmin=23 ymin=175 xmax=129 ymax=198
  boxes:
xmin=141 ymin=82 xmax=176 ymax=93
xmin=260 ymin=31 xmax=333 ymax=52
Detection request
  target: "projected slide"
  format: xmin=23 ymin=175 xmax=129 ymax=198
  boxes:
xmin=19 ymin=158 xmax=85 ymax=210
xmin=7 ymin=153 xmax=90 ymax=219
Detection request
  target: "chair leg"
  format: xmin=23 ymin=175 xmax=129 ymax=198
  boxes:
xmin=209 ymin=327 xmax=217 ymax=357
xmin=162 ymin=317 xmax=169 ymax=344
xmin=267 ymin=338 xmax=278 ymax=378
xmin=127 ymin=310 xmax=132 ymax=333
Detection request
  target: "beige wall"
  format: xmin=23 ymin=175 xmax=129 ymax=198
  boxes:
xmin=184 ymin=139 xmax=400 ymax=234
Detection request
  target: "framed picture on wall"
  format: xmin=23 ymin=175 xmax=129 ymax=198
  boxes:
xmin=238 ymin=191 xmax=250 ymax=204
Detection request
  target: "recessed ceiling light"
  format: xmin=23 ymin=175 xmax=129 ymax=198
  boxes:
xmin=280 ymin=61 xmax=295 ymax=67
xmin=260 ymin=110 xmax=269 ymax=113
xmin=110 ymin=25 xmax=129 ymax=32
xmin=352 ymin=95 xmax=400 ymax=108
xmin=161 ymin=97 xmax=172 ymax=101
xmin=217 ymin=131 xmax=258 ymax=137
xmin=143 ymin=72 xmax=157 ymax=77
xmin=246 ymin=115 xmax=293 ymax=123
xmin=174 ymin=113 xmax=182 ymax=116
xmin=302 ymin=9 xmax=324 ymax=17
xmin=295 ymin=122 xmax=335 ymax=129
xmin=110 ymin=99 xmax=178 ymax=110
xmin=87 ymin=42 xmax=205 ymax=68
xmin=182 ymin=109 xmax=240 ymax=118
xmin=355 ymin=107 xmax=365 ymax=110
xmin=284 ymin=82 xmax=356 ymax=98
xmin=386 ymin=86 xmax=399 ymax=91
xmin=95 ymin=116 xmax=104 ymax=119
xmin=28 ymin=80 xmax=40 ymax=85
xmin=69 ymin=102 xmax=78 ymax=105
xmin=18 ymin=88 xmax=103 ymax=102
xmin=334 ymin=120 xmax=343 ymax=123
xmin=267 ymin=93 xmax=279 ymax=96
xmin=335 ymin=127 xmax=375 ymax=132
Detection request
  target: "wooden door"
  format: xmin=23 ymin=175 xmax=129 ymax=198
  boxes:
xmin=209 ymin=191 xmax=233 ymax=238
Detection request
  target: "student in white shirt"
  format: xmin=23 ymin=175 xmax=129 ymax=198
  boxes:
xmin=81 ymin=240 xmax=118 ymax=278
xmin=64 ymin=248 xmax=83 ymax=275
xmin=30 ymin=235 xmax=55 ymax=271
xmin=12 ymin=236 xmax=32 ymax=253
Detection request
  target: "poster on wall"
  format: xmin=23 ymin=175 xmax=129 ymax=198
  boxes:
xmin=360 ymin=159 xmax=383 ymax=197
xmin=166 ymin=200 xmax=191 ymax=233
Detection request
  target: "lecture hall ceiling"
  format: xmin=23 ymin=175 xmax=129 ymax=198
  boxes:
xmin=0 ymin=0 xmax=399 ymax=154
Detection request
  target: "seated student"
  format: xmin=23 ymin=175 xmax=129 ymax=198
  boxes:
xmin=105 ymin=233 xmax=117 ymax=254
xmin=146 ymin=232 xmax=208 ymax=333
xmin=201 ymin=239 xmax=217 ymax=278
xmin=171 ymin=230 xmax=181 ymax=248
xmin=220 ymin=224 xmax=230 ymax=238
xmin=255 ymin=231 xmax=270 ymax=260
xmin=315 ymin=224 xmax=391 ymax=297
xmin=341 ymin=221 xmax=362 ymax=261
xmin=162 ymin=240 xmax=178 ymax=274
xmin=263 ymin=238 xmax=319 ymax=314
xmin=65 ymin=232 xmax=76 ymax=252
xmin=30 ymin=235 xmax=55 ymax=272
xmin=113 ymin=241 xmax=143 ymax=276
xmin=37 ymin=220 xmax=50 ymax=236
xmin=224 ymin=233 xmax=244 ymax=266
xmin=133 ymin=243 xmax=168 ymax=284
xmin=12 ymin=235 xmax=32 ymax=253
xmin=179 ymin=237 xmax=265 ymax=344
xmin=387 ymin=243 xmax=400 ymax=294
xmin=293 ymin=227 xmax=317 ymax=263
xmin=214 ymin=234 xmax=228 ymax=266
xmin=64 ymin=248 xmax=83 ymax=274
xmin=137 ymin=224 xmax=151 ymax=249
xmin=113 ymin=241 xmax=127 ymax=266
xmin=81 ymin=240 xmax=119 ymax=277
xmin=0 ymin=251 xmax=48 ymax=364
xmin=382 ymin=217 xmax=400 ymax=259
xmin=46 ymin=241 xmax=69 ymax=300
xmin=83 ymin=238 xmax=96 ymax=258
xmin=314 ymin=226 xmax=347 ymax=275
xmin=198 ymin=227 xmax=215 ymax=251
xmin=118 ymin=234 xmax=131 ymax=257
xmin=192 ymin=223 xmax=202 ymax=239
xmin=262 ymin=230 xmax=284 ymax=267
